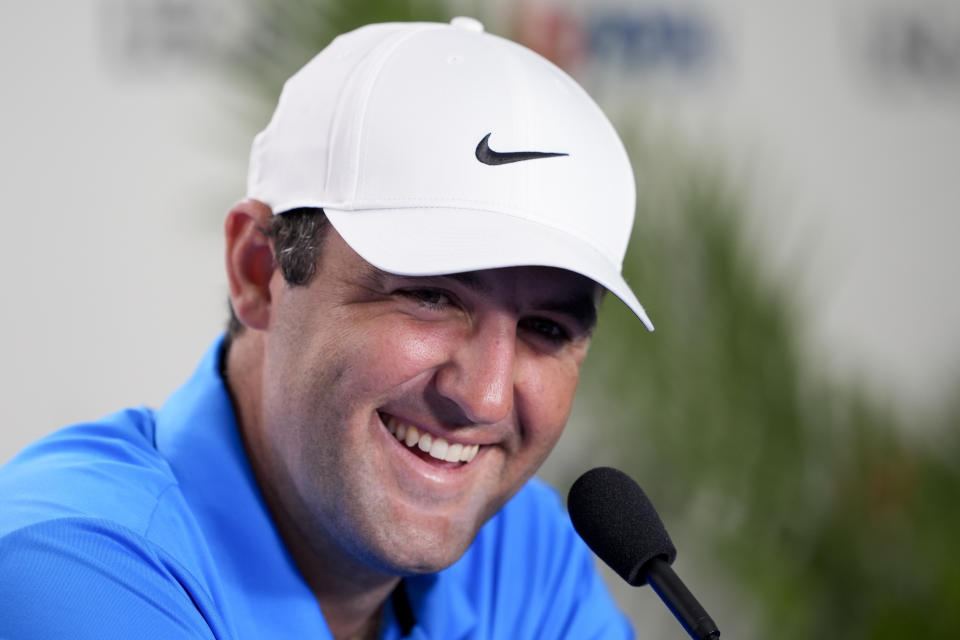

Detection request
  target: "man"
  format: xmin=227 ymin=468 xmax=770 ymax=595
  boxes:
xmin=0 ymin=18 xmax=653 ymax=639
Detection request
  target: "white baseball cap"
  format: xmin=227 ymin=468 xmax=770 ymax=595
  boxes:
xmin=247 ymin=17 xmax=653 ymax=330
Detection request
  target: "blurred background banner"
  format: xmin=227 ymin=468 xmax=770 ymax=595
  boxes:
xmin=2 ymin=1 xmax=958 ymax=638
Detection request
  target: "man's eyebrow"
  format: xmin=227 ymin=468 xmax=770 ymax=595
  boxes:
xmin=536 ymin=293 xmax=599 ymax=334
xmin=443 ymin=273 xmax=599 ymax=332
xmin=358 ymin=263 xmax=388 ymax=290
xmin=371 ymin=268 xmax=599 ymax=332
xmin=442 ymin=272 xmax=491 ymax=295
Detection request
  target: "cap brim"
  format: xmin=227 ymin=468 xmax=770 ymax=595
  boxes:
xmin=325 ymin=207 xmax=653 ymax=331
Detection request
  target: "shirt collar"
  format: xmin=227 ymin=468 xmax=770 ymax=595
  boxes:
xmin=402 ymin=571 xmax=478 ymax=640
xmin=155 ymin=336 xmax=332 ymax=638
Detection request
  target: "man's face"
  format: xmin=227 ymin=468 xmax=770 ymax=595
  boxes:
xmin=256 ymin=228 xmax=598 ymax=576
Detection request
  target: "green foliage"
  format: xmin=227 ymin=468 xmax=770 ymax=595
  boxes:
xmin=570 ymin=130 xmax=960 ymax=638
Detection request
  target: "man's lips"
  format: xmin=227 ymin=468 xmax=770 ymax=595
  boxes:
xmin=379 ymin=413 xmax=480 ymax=464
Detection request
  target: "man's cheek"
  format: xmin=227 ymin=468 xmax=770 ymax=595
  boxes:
xmin=373 ymin=326 xmax=455 ymax=377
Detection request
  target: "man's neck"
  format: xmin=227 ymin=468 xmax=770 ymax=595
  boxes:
xmin=224 ymin=332 xmax=401 ymax=639
xmin=272 ymin=506 xmax=399 ymax=639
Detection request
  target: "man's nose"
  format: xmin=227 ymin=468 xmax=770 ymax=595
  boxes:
xmin=434 ymin=318 xmax=516 ymax=426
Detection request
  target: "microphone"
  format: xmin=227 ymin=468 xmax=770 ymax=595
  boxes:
xmin=568 ymin=467 xmax=721 ymax=640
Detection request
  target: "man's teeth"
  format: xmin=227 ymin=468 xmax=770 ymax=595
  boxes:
xmin=385 ymin=416 xmax=479 ymax=463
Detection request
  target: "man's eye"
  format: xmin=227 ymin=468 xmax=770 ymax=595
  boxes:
xmin=520 ymin=317 xmax=570 ymax=344
xmin=399 ymin=288 xmax=453 ymax=309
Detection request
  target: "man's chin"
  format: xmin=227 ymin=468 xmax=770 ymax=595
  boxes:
xmin=363 ymin=524 xmax=478 ymax=577
xmin=384 ymin=542 xmax=473 ymax=577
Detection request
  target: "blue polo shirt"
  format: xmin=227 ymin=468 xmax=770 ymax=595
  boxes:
xmin=0 ymin=338 xmax=632 ymax=639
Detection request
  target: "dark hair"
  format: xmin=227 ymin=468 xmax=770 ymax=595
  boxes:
xmin=225 ymin=208 xmax=330 ymax=340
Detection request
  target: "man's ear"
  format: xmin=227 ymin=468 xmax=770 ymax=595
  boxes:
xmin=225 ymin=199 xmax=276 ymax=331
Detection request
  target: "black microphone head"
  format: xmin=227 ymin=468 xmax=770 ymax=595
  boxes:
xmin=568 ymin=466 xmax=677 ymax=586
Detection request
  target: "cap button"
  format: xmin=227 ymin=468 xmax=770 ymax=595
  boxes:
xmin=450 ymin=16 xmax=484 ymax=33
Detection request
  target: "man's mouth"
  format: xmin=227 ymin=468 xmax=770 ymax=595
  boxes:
xmin=382 ymin=414 xmax=479 ymax=464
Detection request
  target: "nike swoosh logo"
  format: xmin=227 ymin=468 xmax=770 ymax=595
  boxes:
xmin=475 ymin=133 xmax=568 ymax=165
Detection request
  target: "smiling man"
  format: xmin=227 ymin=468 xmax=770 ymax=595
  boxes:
xmin=0 ymin=17 xmax=652 ymax=640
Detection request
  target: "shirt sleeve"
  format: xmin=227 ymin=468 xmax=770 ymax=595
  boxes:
xmin=0 ymin=517 xmax=218 ymax=640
